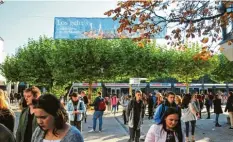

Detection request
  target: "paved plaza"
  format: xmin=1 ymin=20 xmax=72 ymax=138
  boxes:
xmin=12 ymin=103 xmax=233 ymax=142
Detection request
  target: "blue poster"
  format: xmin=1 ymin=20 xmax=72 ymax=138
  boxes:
xmin=54 ymin=17 xmax=166 ymax=39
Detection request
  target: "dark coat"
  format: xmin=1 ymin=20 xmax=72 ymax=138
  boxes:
xmin=213 ymin=99 xmax=223 ymax=114
xmin=225 ymin=95 xmax=233 ymax=112
xmin=0 ymin=123 xmax=15 ymax=142
xmin=16 ymin=107 xmax=38 ymax=142
xmin=127 ymin=99 xmax=145 ymax=130
xmin=0 ymin=109 xmax=15 ymax=132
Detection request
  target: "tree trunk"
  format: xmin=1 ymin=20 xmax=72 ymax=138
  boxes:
xmin=88 ymin=81 xmax=93 ymax=101
xmin=186 ymin=83 xmax=190 ymax=93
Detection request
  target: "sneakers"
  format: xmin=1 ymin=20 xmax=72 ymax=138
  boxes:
xmin=88 ymin=129 xmax=96 ymax=133
xmin=99 ymin=130 xmax=102 ymax=133
xmin=229 ymin=127 xmax=233 ymax=129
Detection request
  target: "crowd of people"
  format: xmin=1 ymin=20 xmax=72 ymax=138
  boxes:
xmin=0 ymin=86 xmax=233 ymax=142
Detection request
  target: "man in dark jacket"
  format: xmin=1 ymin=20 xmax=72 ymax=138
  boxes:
xmin=89 ymin=91 xmax=105 ymax=132
xmin=154 ymin=91 xmax=181 ymax=124
xmin=0 ymin=123 xmax=15 ymax=142
xmin=127 ymin=90 xmax=145 ymax=142
xmin=16 ymin=86 xmax=41 ymax=142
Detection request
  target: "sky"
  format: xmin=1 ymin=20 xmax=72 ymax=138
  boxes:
xmin=0 ymin=0 xmax=121 ymax=80
xmin=0 ymin=1 xmax=118 ymax=56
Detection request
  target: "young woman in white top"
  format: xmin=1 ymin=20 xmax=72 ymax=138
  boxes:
xmin=181 ymin=94 xmax=200 ymax=142
xmin=145 ymin=108 xmax=185 ymax=142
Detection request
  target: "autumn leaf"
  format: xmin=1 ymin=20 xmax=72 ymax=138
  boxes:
xmin=219 ymin=47 xmax=224 ymax=52
xmin=201 ymin=38 xmax=209 ymax=43
xmin=165 ymin=35 xmax=170 ymax=40
xmin=138 ymin=42 xmax=144 ymax=48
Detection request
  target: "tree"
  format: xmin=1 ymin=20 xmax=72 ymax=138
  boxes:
xmin=170 ymin=44 xmax=218 ymax=93
xmin=105 ymin=1 xmax=233 ymax=56
xmin=0 ymin=56 xmax=21 ymax=82
xmin=15 ymin=36 xmax=55 ymax=90
xmin=210 ymin=54 xmax=233 ymax=83
xmin=52 ymin=39 xmax=125 ymax=100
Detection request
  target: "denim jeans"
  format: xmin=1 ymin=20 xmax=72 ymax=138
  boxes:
xmin=93 ymin=111 xmax=104 ymax=131
xmin=215 ymin=114 xmax=219 ymax=124
xmin=185 ymin=120 xmax=196 ymax=137
xmin=112 ymin=105 xmax=117 ymax=115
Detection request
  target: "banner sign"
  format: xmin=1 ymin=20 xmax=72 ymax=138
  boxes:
xmin=54 ymin=17 xmax=166 ymax=39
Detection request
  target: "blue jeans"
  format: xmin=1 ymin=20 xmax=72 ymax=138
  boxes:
xmin=216 ymin=114 xmax=219 ymax=124
xmin=93 ymin=111 xmax=104 ymax=131
xmin=112 ymin=105 xmax=117 ymax=115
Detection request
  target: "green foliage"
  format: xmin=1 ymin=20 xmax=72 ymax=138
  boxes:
xmin=170 ymin=43 xmax=218 ymax=86
xmin=209 ymin=54 xmax=233 ymax=83
xmin=0 ymin=56 xmax=21 ymax=82
xmin=0 ymin=36 xmax=222 ymax=96
xmin=49 ymin=85 xmax=66 ymax=98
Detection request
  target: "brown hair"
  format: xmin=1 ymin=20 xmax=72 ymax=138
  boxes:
xmin=33 ymin=94 xmax=68 ymax=136
xmin=24 ymin=86 xmax=41 ymax=97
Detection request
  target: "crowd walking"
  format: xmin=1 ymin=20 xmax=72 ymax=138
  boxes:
xmin=0 ymin=86 xmax=233 ymax=142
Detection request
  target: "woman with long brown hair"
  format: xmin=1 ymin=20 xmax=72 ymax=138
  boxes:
xmin=0 ymin=89 xmax=15 ymax=132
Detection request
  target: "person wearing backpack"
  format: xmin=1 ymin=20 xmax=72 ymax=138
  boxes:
xmin=89 ymin=91 xmax=106 ymax=132
xmin=154 ymin=91 xmax=181 ymax=124
xmin=127 ymin=90 xmax=145 ymax=142
xmin=66 ymin=92 xmax=86 ymax=132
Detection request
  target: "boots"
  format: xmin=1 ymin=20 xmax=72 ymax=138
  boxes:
xmin=215 ymin=123 xmax=221 ymax=127
xmin=206 ymin=112 xmax=210 ymax=119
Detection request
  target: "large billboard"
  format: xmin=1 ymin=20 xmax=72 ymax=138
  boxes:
xmin=54 ymin=17 xmax=166 ymax=39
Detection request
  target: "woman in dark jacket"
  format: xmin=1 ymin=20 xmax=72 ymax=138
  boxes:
xmin=225 ymin=91 xmax=233 ymax=129
xmin=0 ymin=123 xmax=15 ymax=142
xmin=0 ymin=89 xmax=15 ymax=132
xmin=213 ymin=94 xmax=223 ymax=127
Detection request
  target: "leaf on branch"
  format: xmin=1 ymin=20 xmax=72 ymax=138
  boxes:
xmin=138 ymin=42 xmax=144 ymax=48
xmin=202 ymin=46 xmax=208 ymax=51
xmin=191 ymin=33 xmax=195 ymax=38
xmin=201 ymin=38 xmax=209 ymax=43
xmin=203 ymin=8 xmax=209 ymax=14
xmin=219 ymin=47 xmax=224 ymax=52
xmin=165 ymin=35 xmax=170 ymax=40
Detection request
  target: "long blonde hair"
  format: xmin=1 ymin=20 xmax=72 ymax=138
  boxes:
xmin=0 ymin=89 xmax=9 ymax=109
